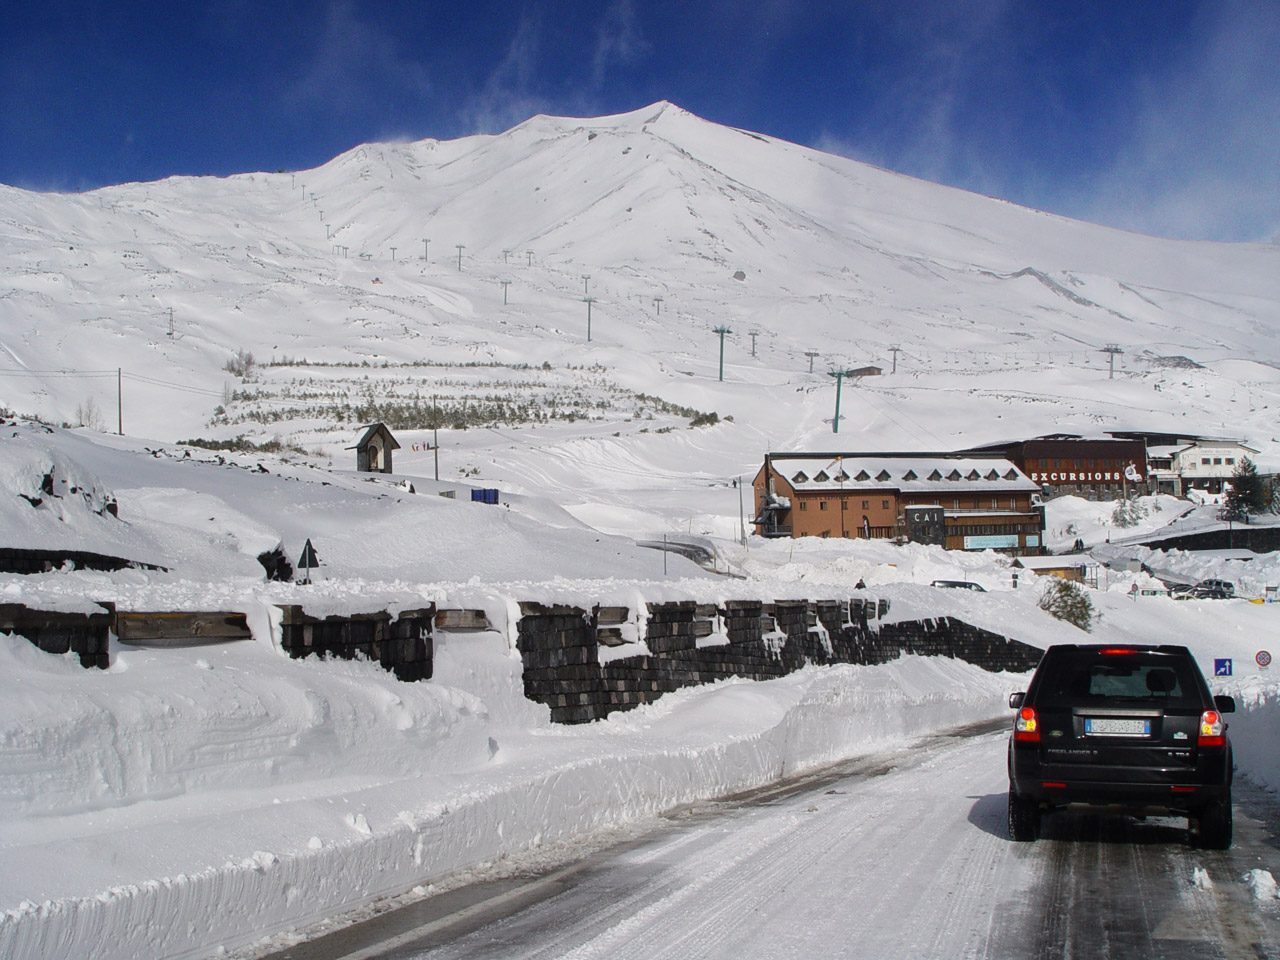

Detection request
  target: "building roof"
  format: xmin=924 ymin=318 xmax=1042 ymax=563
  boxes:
xmin=764 ymin=454 xmax=1039 ymax=494
xmin=351 ymin=422 xmax=401 ymax=452
xmin=1172 ymin=439 xmax=1259 ymax=453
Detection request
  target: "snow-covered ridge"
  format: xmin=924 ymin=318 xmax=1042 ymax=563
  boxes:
xmin=2 ymin=102 xmax=1277 ymax=492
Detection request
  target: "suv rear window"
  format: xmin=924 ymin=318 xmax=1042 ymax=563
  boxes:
xmin=1033 ymin=651 xmax=1202 ymax=708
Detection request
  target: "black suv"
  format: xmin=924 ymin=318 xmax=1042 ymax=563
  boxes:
xmin=1008 ymin=644 xmax=1235 ymax=848
xmin=1191 ymin=579 xmax=1236 ymax=599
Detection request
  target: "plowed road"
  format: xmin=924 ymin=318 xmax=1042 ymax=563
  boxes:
xmin=261 ymin=720 xmax=1280 ymax=960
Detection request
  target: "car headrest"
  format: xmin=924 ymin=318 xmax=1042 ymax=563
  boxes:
xmin=1146 ymin=668 xmax=1177 ymax=694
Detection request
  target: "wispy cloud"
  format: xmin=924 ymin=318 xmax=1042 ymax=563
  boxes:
xmin=590 ymin=0 xmax=649 ymax=90
xmin=285 ymin=0 xmax=432 ymax=115
xmin=813 ymin=1 xmax=1021 ymax=197
xmin=456 ymin=11 xmax=554 ymax=135
xmin=1069 ymin=4 xmax=1280 ymax=242
xmin=814 ymin=1 xmax=1280 ymax=243
xmin=456 ymin=2 xmax=655 ymax=137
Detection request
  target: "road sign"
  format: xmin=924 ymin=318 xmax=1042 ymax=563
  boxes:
xmin=1214 ymin=658 xmax=1233 ymax=677
xmin=298 ymin=539 xmax=319 ymax=584
xmin=1258 ymin=651 xmax=1273 ymax=669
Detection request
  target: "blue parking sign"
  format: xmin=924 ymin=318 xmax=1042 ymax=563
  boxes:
xmin=1214 ymin=658 xmax=1233 ymax=677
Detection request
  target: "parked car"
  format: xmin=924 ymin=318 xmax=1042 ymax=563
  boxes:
xmin=1169 ymin=579 xmax=1236 ymax=600
xmin=1190 ymin=579 xmax=1236 ymax=599
xmin=1008 ymin=643 xmax=1235 ymax=848
xmin=929 ymin=579 xmax=986 ymax=591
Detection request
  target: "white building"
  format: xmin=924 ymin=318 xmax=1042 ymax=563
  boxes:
xmin=1169 ymin=439 xmax=1259 ymax=493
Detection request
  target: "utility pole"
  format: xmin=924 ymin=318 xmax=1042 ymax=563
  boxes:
xmin=500 ymin=280 xmax=511 ymax=304
xmin=889 ymin=344 xmax=901 ymax=374
xmin=117 ymin=368 xmax=123 ymax=435
xmin=1101 ymin=344 xmax=1124 ymax=379
xmin=422 ymin=238 xmax=430 ymax=261
xmin=166 ymin=307 xmax=174 ymax=338
xmin=805 ymin=350 xmax=819 ymax=374
xmin=829 ymin=368 xmax=854 ymax=433
xmin=502 ymin=249 xmax=511 ymax=264
xmin=526 ymin=250 xmax=534 ymax=267
xmin=325 ymin=224 xmax=332 ymax=239
xmin=456 ymin=244 xmax=465 ymax=271
xmin=713 ymin=325 xmax=732 ymax=381
xmin=581 ymin=274 xmax=591 ymax=296
xmin=654 ymin=296 xmax=663 ymax=315
xmin=748 ymin=330 xmax=760 ymax=357
xmin=390 ymin=246 xmax=397 ymax=261
xmin=584 ymin=297 xmax=596 ymax=341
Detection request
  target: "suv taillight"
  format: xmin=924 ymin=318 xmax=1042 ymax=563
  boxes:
xmin=1199 ymin=710 xmax=1226 ymax=747
xmin=1015 ymin=706 xmax=1040 ymax=742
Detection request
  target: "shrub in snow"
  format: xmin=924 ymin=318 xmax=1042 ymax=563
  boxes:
xmin=1111 ymin=497 xmax=1147 ymax=528
xmin=224 ymin=348 xmax=256 ymax=379
xmin=1038 ymin=577 xmax=1097 ymax=632
xmin=73 ymin=396 xmax=105 ymax=432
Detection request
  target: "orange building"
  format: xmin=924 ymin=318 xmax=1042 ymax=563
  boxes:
xmin=752 ymin=452 xmax=1044 ymax=554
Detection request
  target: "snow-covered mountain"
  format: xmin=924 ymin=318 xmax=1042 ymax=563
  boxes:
xmin=3 ymin=101 xmax=1278 ymax=537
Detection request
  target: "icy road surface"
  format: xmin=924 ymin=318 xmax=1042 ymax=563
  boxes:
xmin=260 ymin=721 xmax=1280 ymax=960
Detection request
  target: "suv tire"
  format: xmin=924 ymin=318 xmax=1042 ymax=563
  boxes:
xmin=1008 ymin=788 xmax=1039 ymax=842
xmin=1197 ymin=796 xmax=1232 ymax=850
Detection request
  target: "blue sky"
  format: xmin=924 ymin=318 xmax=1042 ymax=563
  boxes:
xmin=2 ymin=0 xmax=1277 ymax=242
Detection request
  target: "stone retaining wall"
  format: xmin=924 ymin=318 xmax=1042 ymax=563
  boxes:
xmin=0 ymin=602 xmax=115 ymax=669
xmin=6 ymin=594 xmax=1040 ymax=719
xmin=277 ymin=605 xmax=435 ymax=682
xmin=517 ymin=598 xmax=1041 ymax=724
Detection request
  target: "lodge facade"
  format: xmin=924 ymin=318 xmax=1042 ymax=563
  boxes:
xmin=752 ymin=452 xmax=1044 ymax=554
xmin=960 ymin=435 xmax=1148 ymax=501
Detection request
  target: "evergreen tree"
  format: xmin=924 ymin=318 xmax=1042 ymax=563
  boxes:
xmin=1038 ymin=578 xmax=1097 ymax=632
xmin=1220 ymin=457 xmax=1266 ymax=522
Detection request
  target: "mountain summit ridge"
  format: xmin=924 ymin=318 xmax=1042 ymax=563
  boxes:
xmin=0 ymin=104 xmax=1276 ymax=477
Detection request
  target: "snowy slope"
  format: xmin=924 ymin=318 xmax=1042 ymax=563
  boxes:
xmin=3 ymin=102 xmax=1278 ymax=540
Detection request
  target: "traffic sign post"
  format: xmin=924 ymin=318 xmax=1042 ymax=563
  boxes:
xmin=1258 ymin=650 xmax=1272 ymax=670
xmin=298 ymin=539 xmax=320 ymax=585
xmin=1214 ymin=658 xmax=1233 ymax=677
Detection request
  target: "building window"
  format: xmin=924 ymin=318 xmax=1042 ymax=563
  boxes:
xmin=1213 ymin=458 xmax=1222 ymax=465
xmin=881 ymin=500 xmax=889 ymax=509
xmin=799 ymin=502 xmax=807 ymax=511
xmin=862 ymin=500 xmax=869 ymax=509
xmin=820 ymin=501 xmax=828 ymax=511
xmin=1202 ymin=458 xmax=1211 ymax=465
xmin=821 ymin=531 xmax=830 ymax=538
xmin=1226 ymin=457 xmax=1235 ymax=465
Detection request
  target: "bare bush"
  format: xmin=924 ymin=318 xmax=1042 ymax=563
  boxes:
xmin=224 ymin=349 xmax=256 ymax=379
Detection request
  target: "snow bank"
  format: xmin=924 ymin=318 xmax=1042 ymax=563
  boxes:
xmin=0 ymin=633 xmax=1017 ymax=960
xmin=1222 ymin=678 xmax=1280 ymax=796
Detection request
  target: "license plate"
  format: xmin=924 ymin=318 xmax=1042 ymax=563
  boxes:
xmin=1085 ymin=717 xmax=1151 ymax=736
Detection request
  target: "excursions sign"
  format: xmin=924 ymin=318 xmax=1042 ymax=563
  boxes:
xmin=1029 ymin=466 xmax=1143 ymax=485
